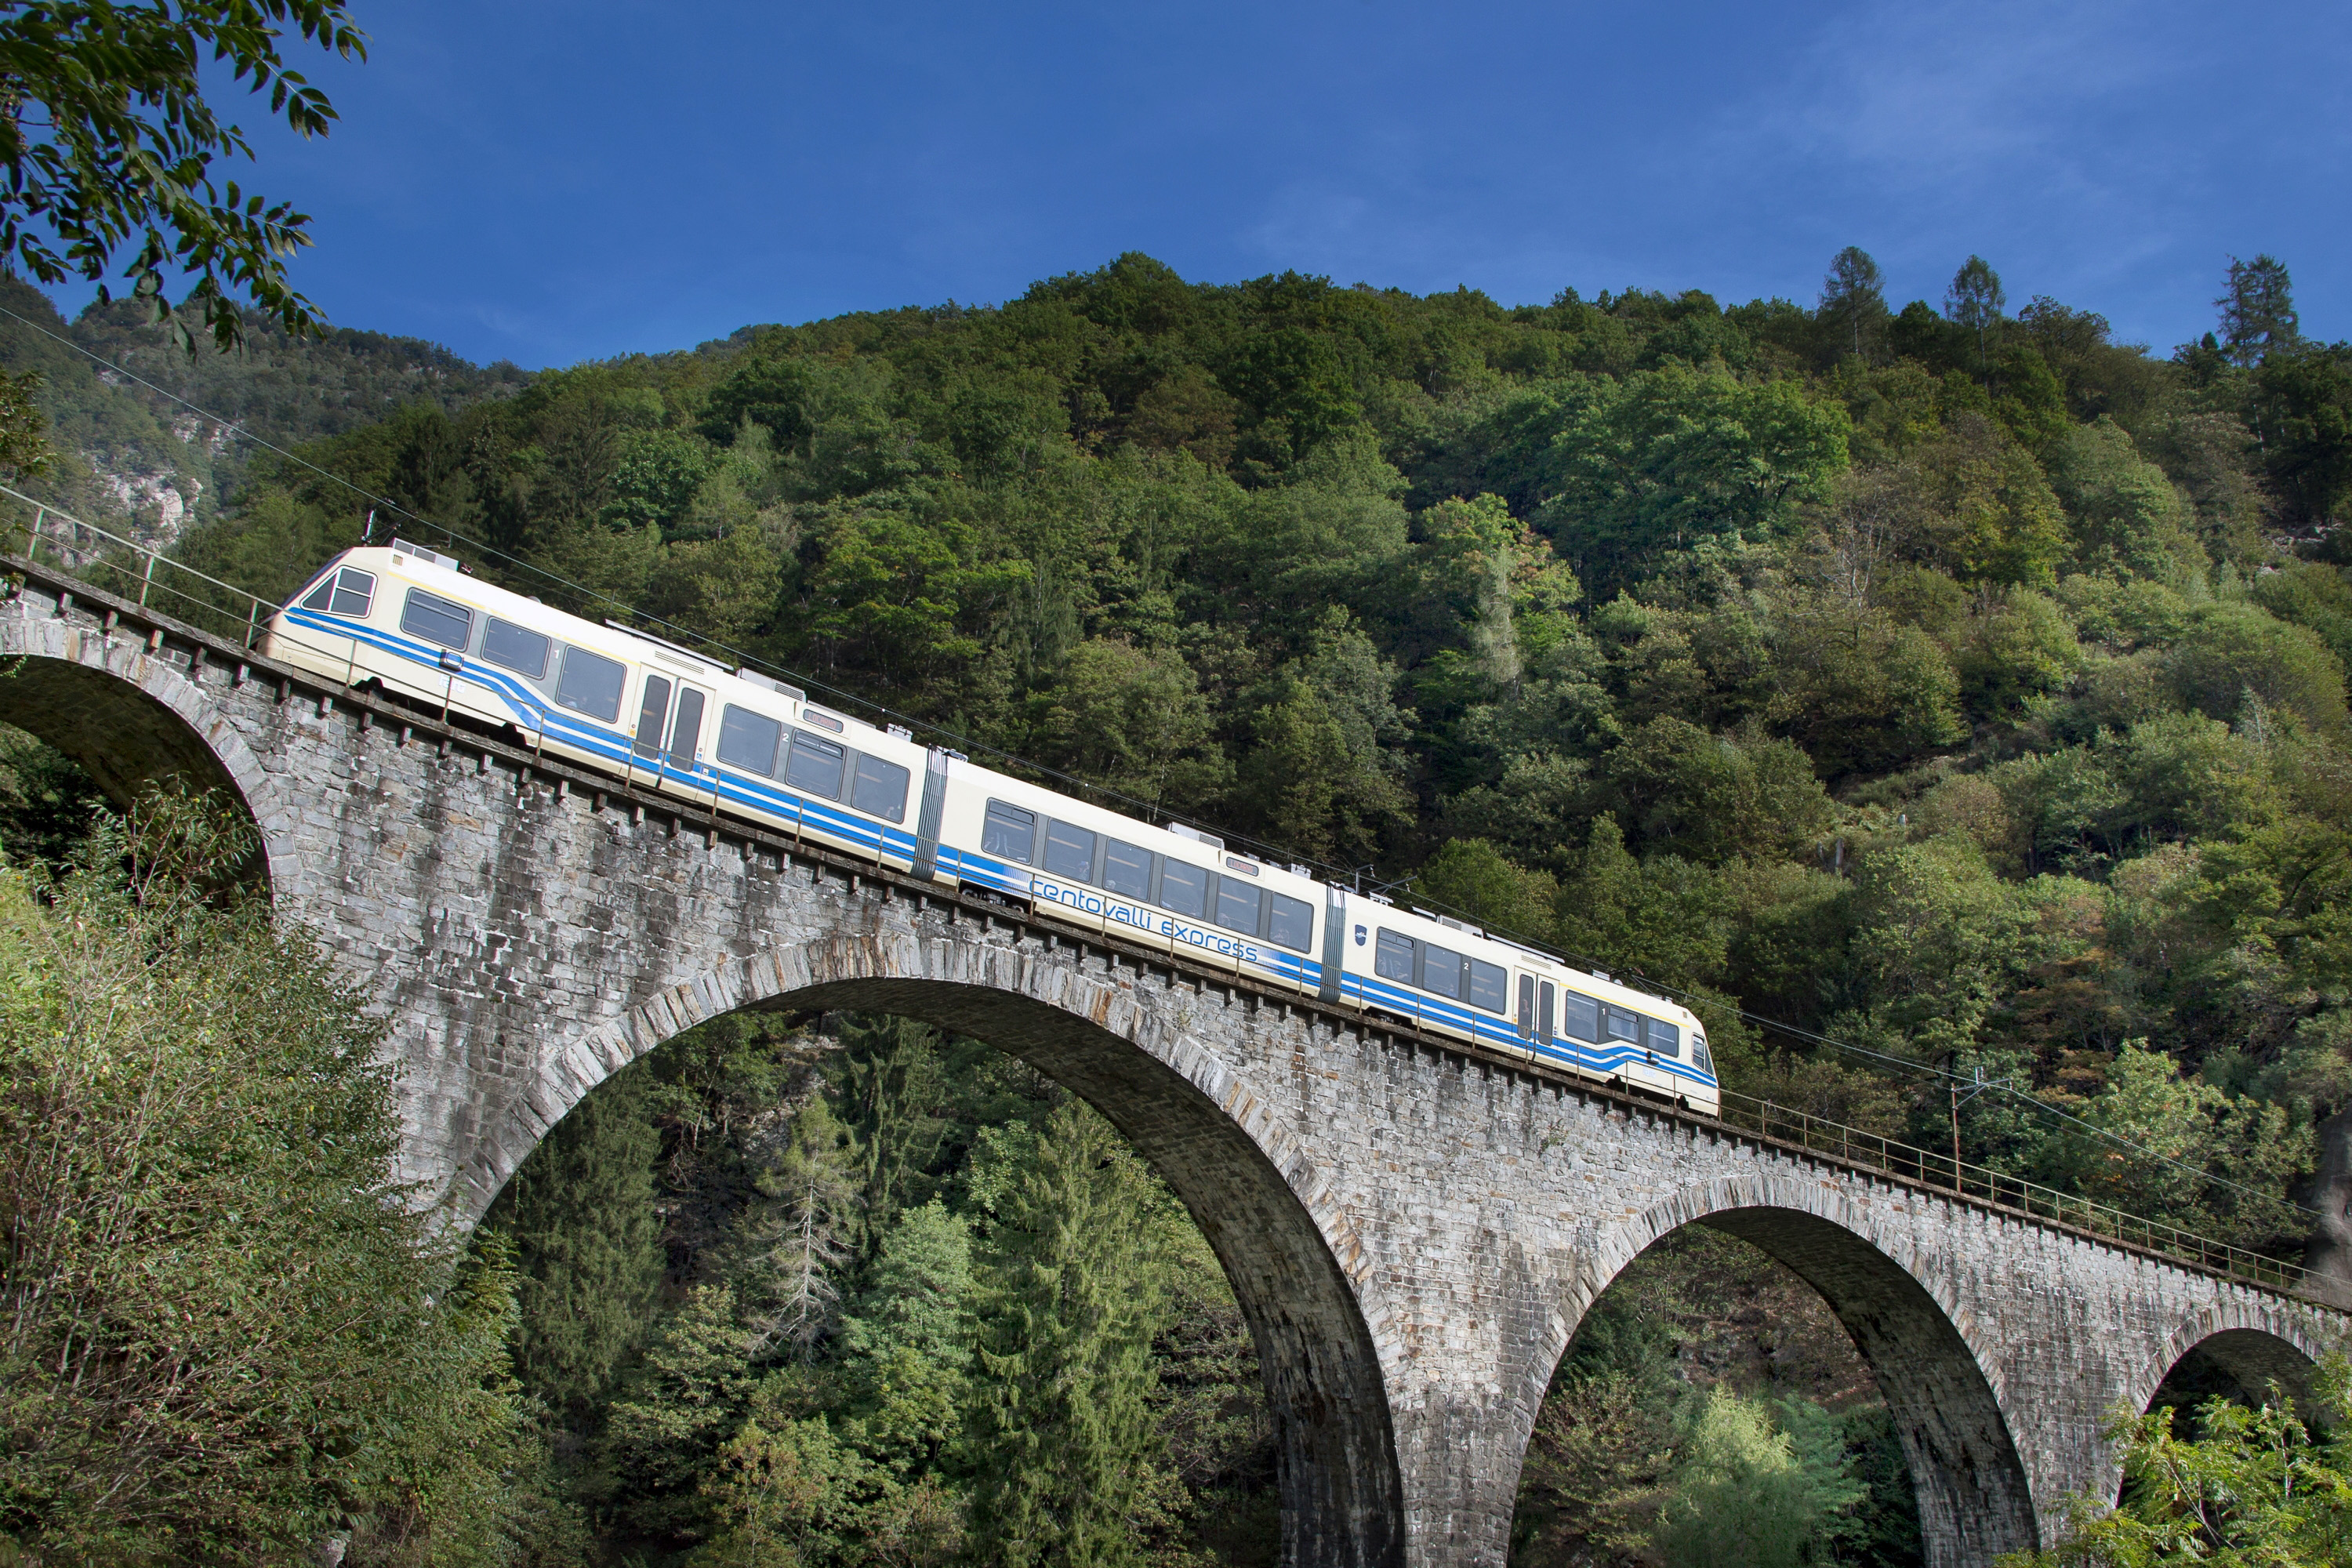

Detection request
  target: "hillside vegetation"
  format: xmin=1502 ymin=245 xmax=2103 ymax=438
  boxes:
xmin=0 ymin=274 xmax=524 ymax=547
xmin=11 ymin=248 xmax=2352 ymax=1566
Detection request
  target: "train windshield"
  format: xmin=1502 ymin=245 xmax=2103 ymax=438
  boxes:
xmin=298 ymin=566 xmax=375 ymax=618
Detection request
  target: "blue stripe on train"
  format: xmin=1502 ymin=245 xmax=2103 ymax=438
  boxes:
xmin=1348 ymin=971 xmax=1714 ymax=1087
xmin=286 ymin=607 xmax=920 ymax=859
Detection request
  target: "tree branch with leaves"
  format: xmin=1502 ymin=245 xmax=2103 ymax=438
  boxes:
xmin=0 ymin=0 xmax=365 ymax=353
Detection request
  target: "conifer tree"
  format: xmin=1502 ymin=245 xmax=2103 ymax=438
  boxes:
xmin=833 ymin=1013 xmax=949 ymax=1254
xmin=1946 ymin=256 xmax=2006 ymax=373
xmin=602 ymin=1283 xmax=759 ymax=1541
xmin=967 ymin=1101 xmax=1176 ymax=1567
xmin=1818 ymin=246 xmax=1889 ymax=361
xmin=2218 ymin=253 xmax=2299 ymax=367
xmin=742 ymin=1098 xmax=860 ymax=1357
xmin=495 ymin=1065 xmax=666 ymax=1421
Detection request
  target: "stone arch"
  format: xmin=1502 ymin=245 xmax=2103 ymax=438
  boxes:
xmin=2129 ymin=1301 xmax=2335 ymax=1421
xmin=470 ymin=926 xmax=1409 ymax=1568
xmin=0 ymin=614 xmax=303 ymax=895
xmin=1518 ymin=1171 xmax=2038 ymax=1568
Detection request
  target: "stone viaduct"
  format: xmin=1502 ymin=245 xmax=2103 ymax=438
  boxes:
xmin=2 ymin=557 xmax=2343 ymax=1568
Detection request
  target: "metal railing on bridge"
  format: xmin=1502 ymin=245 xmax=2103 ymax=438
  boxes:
xmin=0 ymin=483 xmax=2325 ymax=1303
xmin=1709 ymin=1089 xmax=2312 ymax=1294
xmin=2 ymin=480 xmax=307 ymax=655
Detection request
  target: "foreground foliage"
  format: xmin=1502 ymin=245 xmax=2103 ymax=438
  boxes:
xmin=0 ymin=796 xmax=547 ymax=1565
xmin=0 ymin=0 xmax=367 ymax=351
xmin=1999 ymin=1355 xmax=2352 ymax=1568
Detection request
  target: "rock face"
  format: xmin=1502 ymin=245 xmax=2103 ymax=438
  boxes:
xmin=2300 ymin=1108 xmax=2352 ymax=1310
xmin=3 ymin=568 xmax=2345 ymax=1568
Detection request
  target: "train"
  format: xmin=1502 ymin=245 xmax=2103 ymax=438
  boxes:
xmin=264 ymin=541 xmax=1720 ymax=1112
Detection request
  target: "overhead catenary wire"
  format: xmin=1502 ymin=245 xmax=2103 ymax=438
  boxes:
xmin=4 ymin=299 xmax=2316 ymax=1223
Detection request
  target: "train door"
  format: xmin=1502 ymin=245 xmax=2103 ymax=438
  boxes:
xmin=630 ymin=673 xmax=713 ymax=800
xmin=1515 ymin=973 xmax=1559 ymax=1064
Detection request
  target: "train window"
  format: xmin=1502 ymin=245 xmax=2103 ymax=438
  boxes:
xmin=1560 ymin=991 xmax=1599 ymax=1044
xmin=400 ymin=587 xmax=473 ymax=650
xmin=1102 ymin=838 xmax=1151 ymax=898
xmin=1693 ymin=1037 xmax=1713 ymax=1074
xmin=1539 ymin=981 xmax=1556 ymax=1038
xmin=1214 ymin=877 xmax=1261 ymax=935
xmin=481 ymin=617 xmax=550 ymax=679
xmin=303 ymin=567 xmax=376 ymax=618
xmin=670 ymin=688 xmax=706 ymax=765
xmin=717 ymin=704 xmax=782 ymax=775
xmin=1467 ymin=958 xmax=1508 ymax=1014
xmin=785 ymin=731 xmax=846 ymax=799
xmin=851 ymin=753 xmax=909 ymax=822
xmin=1044 ymin=820 xmax=1095 ymax=882
xmin=555 ymin=645 xmax=626 ymax=722
xmin=1159 ymin=859 xmax=1207 ymax=917
xmin=633 ymin=675 xmax=673 ymax=757
xmin=1267 ymin=892 xmax=1313 ymax=953
xmin=1420 ymin=942 xmax=1462 ymax=1000
xmin=1603 ymin=1004 xmax=1639 ymax=1044
xmin=290 ymin=564 xmax=335 ymax=609
xmin=1643 ymin=1018 xmax=1679 ymax=1058
xmin=982 ymin=800 xmax=1036 ymax=862
xmin=1374 ymin=929 xmax=1415 ymax=983
xmin=1518 ymin=975 xmax=1536 ymax=1036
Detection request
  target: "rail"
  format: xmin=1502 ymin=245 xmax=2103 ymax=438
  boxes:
xmin=0 ymin=484 xmax=2325 ymax=1301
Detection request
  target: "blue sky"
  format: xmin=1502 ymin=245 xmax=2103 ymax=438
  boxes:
xmin=50 ymin=0 xmax=2352 ymax=368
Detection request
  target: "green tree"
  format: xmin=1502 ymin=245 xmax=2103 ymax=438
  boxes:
xmin=1023 ymin=637 xmax=1229 ymax=812
xmin=494 ymin=1066 xmax=667 ymax=1423
xmin=1233 ymin=668 xmax=1410 ymax=866
xmin=604 ymin=1283 xmax=760 ymax=1541
xmin=1412 ymin=837 xmax=1559 ymax=941
xmin=0 ymin=0 xmax=367 ymax=349
xmin=966 ymin=1101 xmax=1177 ymax=1567
xmin=0 ymin=367 xmax=45 ymax=477
xmin=0 ymin=795 xmax=527 ymax=1563
xmin=1539 ymin=366 xmax=1852 ymax=593
xmin=844 ymin=1200 xmax=977 ymax=1370
xmin=830 ymin=1014 xmax=949 ymax=1253
xmin=1999 ymin=1355 xmax=2352 ymax=1568
xmin=1946 ymin=256 xmax=2007 ymax=372
xmin=2045 ymin=417 xmax=2199 ymax=579
xmin=2217 ymin=254 xmax=2299 ymax=368
xmin=2252 ymin=345 xmax=2352 ymax=530
xmin=2038 ymin=1044 xmax=2311 ymax=1250
xmin=1818 ymin=245 xmax=1889 ymax=363
xmin=1652 ymin=1387 xmax=1867 ymax=1568
xmin=2162 ymin=602 xmax=2347 ymax=732
xmin=1596 ymin=717 xmax=1836 ymax=864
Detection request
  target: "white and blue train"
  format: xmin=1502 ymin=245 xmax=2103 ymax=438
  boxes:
xmin=266 ymin=543 xmax=1720 ymax=1112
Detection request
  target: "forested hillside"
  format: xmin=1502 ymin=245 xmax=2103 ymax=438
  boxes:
xmin=0 ymin=275 xmax=525 ymax=549
xmin=15 ymin=246 xmax=2352 ymax=1565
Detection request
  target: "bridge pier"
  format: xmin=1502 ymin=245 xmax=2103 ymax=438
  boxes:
xmin=2 ymin=572 xmax=2343 ymax=1568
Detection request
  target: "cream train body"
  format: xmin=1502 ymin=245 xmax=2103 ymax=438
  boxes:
xmin=267 ymin=544 xmax=1719 ymax=1110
